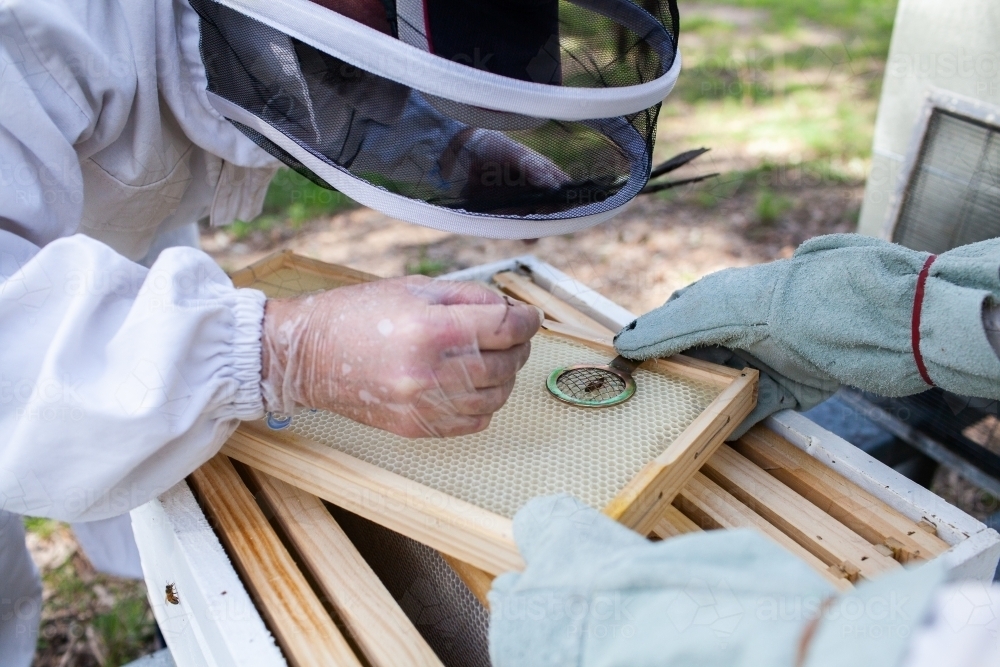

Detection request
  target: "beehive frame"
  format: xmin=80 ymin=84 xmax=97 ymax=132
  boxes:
xmin=223 ymin=251 xmax=758 ymax=575
xmin=148 ymin=253 xmax=998 ymax=665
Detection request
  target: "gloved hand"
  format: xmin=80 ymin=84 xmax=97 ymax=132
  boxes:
xmin=260 ymin=276 xmax=541 ymax=437
xmin=489 ymin=495 xmax=946 ymax=667
xmin=614 ymin=234 xmax=1000 ymax=438
xmin=463 ymin=128 xmax=570 ymax=191
xmin=440 ymin=127 xmax=572 ymax=213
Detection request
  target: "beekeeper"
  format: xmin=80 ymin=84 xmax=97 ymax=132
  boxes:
xmin=490 ymin=235 xmax=1000 ymax=666
xmin=0 ymin=0 xmax=681 ymax=661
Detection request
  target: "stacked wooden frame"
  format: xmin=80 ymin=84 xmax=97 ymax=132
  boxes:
xmin=186 ymin=251 xmax=959 ymax=665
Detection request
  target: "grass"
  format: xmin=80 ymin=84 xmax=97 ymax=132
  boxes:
xmin=672 ymin=158 xmax=860 ymax=208
xmin=754 ymin=187 xmax=793 ymax=224
xmin=24 ymin=516 xmax=60 ymax=539
xmin=655 ymin=0 xmax=892 ymax=206
xmin=697 ymin=0 xmax=898 ymax=54
xmin=228 ymin=168 xmax=356 ymax=241
xmin=406 ymin=247 xmax=450 ymax=277
xmin=26 ymin=519 xmax=158 ymax=666
xmin=92 ymin=598 xmax=158 ymax=666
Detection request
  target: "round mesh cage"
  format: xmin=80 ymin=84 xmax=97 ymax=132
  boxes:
xmin=190 ymin=0 xmax=680 ymax=238
xmin=557 ymin=367 xmax=628 ymax=402
xmin=548 ymin=364 xmax=635 ymax=406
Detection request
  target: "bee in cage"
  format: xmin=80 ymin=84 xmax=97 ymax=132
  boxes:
xmin=165 ymin=583 xmax=180 ymax=605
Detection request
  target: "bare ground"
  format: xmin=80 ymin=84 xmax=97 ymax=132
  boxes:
xmin=202 ymin=178 xmax=862 ymax=316
xmin=28 ymin=524 xmax=158 ymax=667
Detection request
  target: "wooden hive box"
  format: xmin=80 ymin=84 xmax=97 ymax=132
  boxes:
xmin=223 ymin=251 xmax=758 ymax=576
xmin=132 ymin=253 xmax=1000 ymax=667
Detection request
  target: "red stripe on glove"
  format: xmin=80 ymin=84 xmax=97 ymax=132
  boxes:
xmin=912 ymin=254 xmax=937 ymax=386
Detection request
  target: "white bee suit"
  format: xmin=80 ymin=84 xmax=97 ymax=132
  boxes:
xmin=0 ymin=1 xmax=280 ymax=663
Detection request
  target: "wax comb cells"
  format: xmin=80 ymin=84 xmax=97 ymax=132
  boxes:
xmin=288 ymin=333 xmax=720 ymax=518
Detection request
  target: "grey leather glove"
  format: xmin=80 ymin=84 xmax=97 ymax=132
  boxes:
xmin=489 ymin=495 xmax=946 ymax=667
xmin=614 ymin=234 xmax=1000 ymax=438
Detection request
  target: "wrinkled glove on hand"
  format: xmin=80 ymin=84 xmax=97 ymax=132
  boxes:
xmin=260 ymin=276 xmax=541 ymax=437
xmin=489 ymin=495 xmax=946 ymax=667
xmin=614 ymin=234 xmax=1000 ymax=439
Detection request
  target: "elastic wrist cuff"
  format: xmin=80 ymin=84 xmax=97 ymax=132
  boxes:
xmin=229 ymin=287 xmax=267 ymax=420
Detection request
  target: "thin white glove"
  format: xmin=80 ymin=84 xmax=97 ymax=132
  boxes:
xmin=260 ymin=276 xmax=541 ymax=437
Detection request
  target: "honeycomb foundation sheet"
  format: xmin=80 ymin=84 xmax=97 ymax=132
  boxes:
xmin=282 ymin=333 xmax=722 ymax=518
xmin=246 ymin=265 xmax=354 ymax=298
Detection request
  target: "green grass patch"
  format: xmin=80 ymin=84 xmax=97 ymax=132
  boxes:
xmin=230 ymin=168 xmax=356 ymax=240
xmin=24 ymin=516 xmax=61 ymax=539
xmin=690 ymin=159 xmax=861 ymax=207
xmin=35 ymin=554 xmax=158 ymax=665
xmin=93 ymin=597 xmax=157 ymax=667
xmin=754 ymin=188 xmax=793 ymax=224
xmin=681 ymin=0 xmax=898 ymax=56
xmin=406 ymin=248 xmax=450 ymax=277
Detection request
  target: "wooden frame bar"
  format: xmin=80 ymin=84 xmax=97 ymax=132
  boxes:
xmin=732 ymin=425 xmax=949 ymax=563
xmin=604 ymin=369 xmax=757 ymax=534
xmin=245 ymin=469 xmax=444 ymax=667
xmin=700 ymin=446 xmax=902 ymax=582
xmin=222 ymin=253 xmax=757 ymax=576
xmin=675 ymin=473 xmax=853 ymax=591
xmin=230 ymin=250 xmax=379 ymax=292
xmin=493 ymin=271 xmax=616 ymax=336
xmin=188 ymin=456 xmax=362 ymax=667
xmin=650 ymin=505 xmax=702 ymax=539
xmin=224 ymin=424 xmax=523 ymax=575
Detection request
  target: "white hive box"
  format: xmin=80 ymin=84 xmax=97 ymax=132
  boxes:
xmin=131 ymin=254 xmax=1000 ymax=667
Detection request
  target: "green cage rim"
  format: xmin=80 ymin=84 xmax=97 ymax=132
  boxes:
xmin=545 ymin=364 xmax=637 ymax=408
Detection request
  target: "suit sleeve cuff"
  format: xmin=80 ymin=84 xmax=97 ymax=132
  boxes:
xmin=229 ymin=287 xmax=267 ymax=420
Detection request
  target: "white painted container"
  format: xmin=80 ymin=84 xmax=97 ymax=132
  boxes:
xmin=857 ymin=0 xmax=1000 ymax=237
xmin=132 ymin=256 xmax=1000 ymax=666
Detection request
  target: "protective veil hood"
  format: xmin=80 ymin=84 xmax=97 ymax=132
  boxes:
xmin=192 ymin=0 xmax=680 ymax=238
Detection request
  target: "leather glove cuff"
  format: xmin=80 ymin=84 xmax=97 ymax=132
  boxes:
xmin=920 ymin=252 xmax=1000 ymax=399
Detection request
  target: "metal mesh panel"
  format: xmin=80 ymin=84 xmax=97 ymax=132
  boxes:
xmin=556 ymin=366 xmax=628 ymax=402
xmin=284 ymin=333 xmax=720 ymax=518
xmin=893 ymin=109 xmax=1000 ymax=252
xmin=328 ymin=505 xmax=491 ymax=667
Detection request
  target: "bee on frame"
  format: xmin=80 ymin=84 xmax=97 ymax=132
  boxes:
xmin=165 ymin=583 xmax=180 ymax=605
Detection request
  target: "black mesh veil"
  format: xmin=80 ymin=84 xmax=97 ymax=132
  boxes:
xmin=191 ymin=0 xmax=680 ymax=238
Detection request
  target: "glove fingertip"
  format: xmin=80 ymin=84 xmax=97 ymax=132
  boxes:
xmin=612 ymin=318 xmax=637 ymax=343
